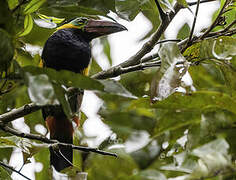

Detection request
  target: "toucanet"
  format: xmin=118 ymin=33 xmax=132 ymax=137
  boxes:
xmin=41 ymin=17 xmax=126 ymax=172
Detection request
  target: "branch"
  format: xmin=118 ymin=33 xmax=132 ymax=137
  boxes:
xmin=103 ymin=61 xmax=161 ymax=77
xmin=188 ymin=0 xmax=217 ymax=6
xmin=154 ymin=0 xmax=167 ymax=21
xmin=0 ymin=103 xmax=43 ymax=124
xmin=0 ymin=161 xmax=31 ymax=180
xmin=92 ymin=3 xmax=182 ymax=80
xmin=92 ymin=0 xmax=219 ymax=80
xmin=200 ymin=0 xmax=231 ymax=39
xmin=0 ymin=125 xmax=117 ymax=157
xmin=187 ymin=0 xmax=201 ymax=44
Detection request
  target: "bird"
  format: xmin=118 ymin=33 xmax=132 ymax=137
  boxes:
xmin=41 ymin=17 xmax=127 ymax=172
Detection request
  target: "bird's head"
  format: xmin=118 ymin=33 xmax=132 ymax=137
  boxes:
xmin=57 ymin=17 xmax=127 ymax=40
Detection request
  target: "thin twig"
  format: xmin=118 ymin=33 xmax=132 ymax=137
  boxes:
xmin=92 ymin=3 xmax=182 ymax=80
xmin=200 ymin=0 xmax=230 ymax=39
xmin=107 ymin=61 xmax=161 ymax=76
xmin=187 ymin=0 xmax=201 ymax=44
xmin=0 ymin=125 xmax=117 ymax=157
xmin=157 ymin=39 xmax=181 ymax=44
xmin=0 ymin=161 xmax=31 ymax=180
xmin=218 ymin=19 xmax=236 ymax=33
xmin=188 ymin=0 xmax=217 ymax=6
xmin=92 ymin=0 xmax=219 ymax=80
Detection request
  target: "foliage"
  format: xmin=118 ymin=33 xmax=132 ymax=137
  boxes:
xmin=0 ymin=0 xmax=236 ymax=179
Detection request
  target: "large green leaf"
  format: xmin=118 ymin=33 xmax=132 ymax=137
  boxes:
xmin=101 ymin=111 xmax=156 ymax=139
xmin=152 ymin=110 xmax=201 ymax=138
xmin=115 ymin=0 xmax=149 ymax=21
xmin=18 ymin=14 xmax=34 ymax=37
xmin=6 ymin=0 xmax=19 ymax=10
xmin=131 ymin=91 xmax=236 ymax=114
xmin=23 ymin=66 xmax=134 ymax=97
xmin=34 ymin=148 xmax=51 ymax=180
xmin=78 ymin=0 xmax=116 ymax=14
xmin=184 ymin=36 xmax=236 ymax=61
xmin=151 ymin=43 xmax=189 ymax=102
xmin=190 ymin=139 xmax=231 ymax=179
xmin=85 ymin=148 xmax=138 ymax=180
xmin=0 ymin=166 xmax=12 ymax=180
xmin=120 ymin=69 xmax=156 ymax=97
xmin=130 ymin=140 xmax=160 ymax=169
xmin=24 ymin=0 xmax=46 ymax=14
xmin=23 ymin=66 xmax=104 ymax=91
xmin=177 ymin=23 xmax=190 ymax=40
xmin=25 ymin=72 xmax=59 ymax=105
xmin=128 ymin=169 xmax=167 ymax=180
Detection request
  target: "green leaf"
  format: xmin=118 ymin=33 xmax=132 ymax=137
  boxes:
xmin=177 ymin=0 xmax=188 ymax=8
xmin=151 ymin=43 xmax=190 ymax=102
xmin=101 ymin=111 xmax=156 ymax=139
xmin=190 ymin=139 xmax=231 ymax=179
xmin=23 ymin=66 xmax=104 ymax=91
xmin=131 ymin=91 xmax=236 ymax=114
xmin=115 ymin=0 xmax=149 ymax=21
xmin=85 ymin=148 xmax=138 ymax=180
xmin=6 ymin=0 xmax=19 ymax=10
xmin=212 ymin=36 xmax=236 ymax=60
xmin=101 ymin=37 xmax=112 ymax=66
xmin=78 ymin=0 xmax=116 ymax=15
xmin=0 ymin=137 xmax=18 ymax=148
xmin=161 ymin=152 xmax=196 ymax=174
xmin=177 ymin=23 xmax=190 ymax=40
xmin=0 ymin=29 xmax=14 ymax=72
xmin=18 ymin=14 xmax=34 ymax=37
xmin=184 ymin=36 xmax=236 ymax=61
xmin=120 ymin=70 xmax=156 ymax=97
xmin=0 ymin=167 xmax=12 ymax=180
xmin=34 ymin=148 xmax=51 ymax=180
xmin=23 ymin=66 xmax=134 ymax=101
xmin=0 ymin=136 xmax=31 ymax=153
xmin=25 ymin=72 xmax=59 ymax=105
xmin=24 ymin=0 xmax=46 ymax=14
xmin=131 ymin=169 xmax=167 ymax=180
xmin=100 ymin=79 xmax=136 ymax=99
xmin=131 ymin=141 xmax=160 ymax=169
xmin=160 ymin=0 xmax=174 ymax=12
xmin=52 ymin=82 xmax=72 ymax=118
xmin=152 ymin=111 xmax=201 ymax=138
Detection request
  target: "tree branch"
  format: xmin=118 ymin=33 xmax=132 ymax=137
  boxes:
xmin=0 ymin=161 xmax=31 ymax=180
xmin=92 ymin=0 xmax=219 ymax=80
xmin=188 ymin=0 xmax=217 ymax=6
xmin=154 ymin=0 xmax=167 ymax=21
xmin=0 ymin=103 xmax=43 ymax=124
xmin=200 ymin=0 xmax=231 ymax=39
xmin=0 ymin=124 xmax=117 ymax=157
xmin=92 ymin=3 xmax=183 ymax=80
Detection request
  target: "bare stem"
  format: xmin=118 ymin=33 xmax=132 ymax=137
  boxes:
xmin=0 ymin=125 xmax=117 ymax=157
xmin=200 ymin=0 xmax=231 ymax=39
xmin=0 ymin=161 xmax=31 ymax=180
xmin=187 ymin=0 xmax=201 ymax=44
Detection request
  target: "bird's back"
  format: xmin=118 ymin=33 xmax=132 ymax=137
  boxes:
xmin=42 ymin=28 xmax=91 ymax=73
